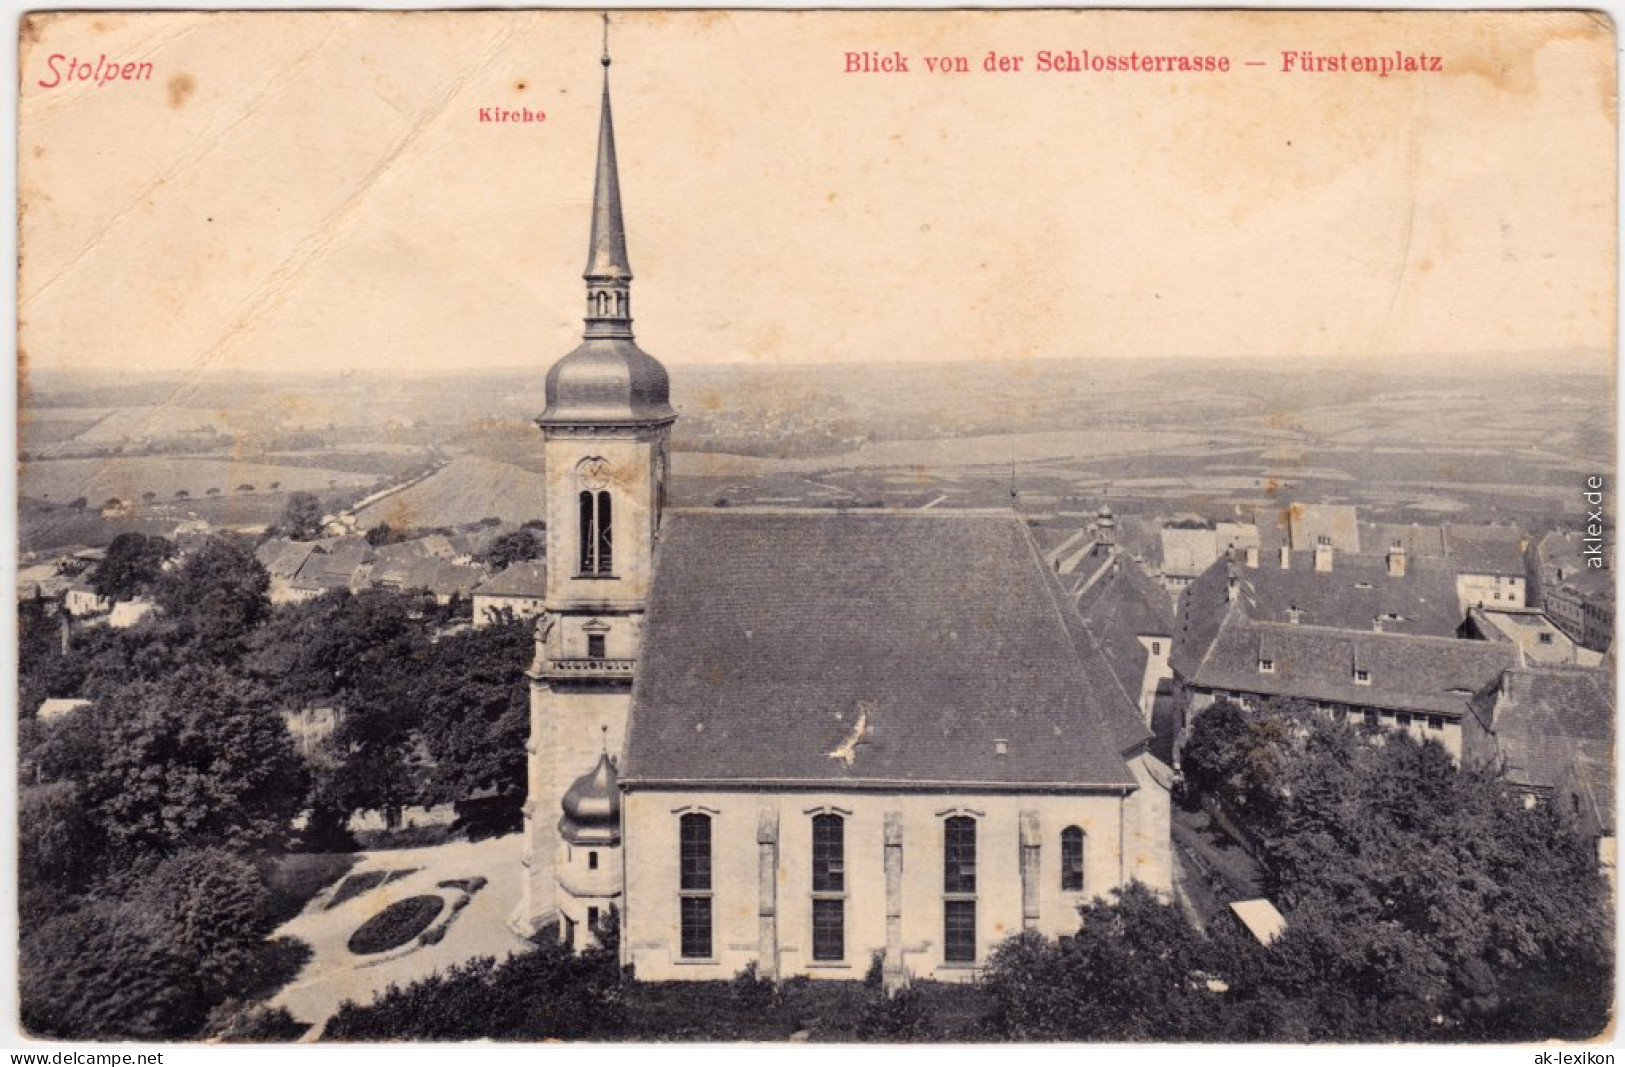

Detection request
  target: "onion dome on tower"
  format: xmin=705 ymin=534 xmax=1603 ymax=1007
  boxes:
xmin=559 ymin=746 xmax=622 ymax=847
xmin=540 ymin=41 xmax=675 ymax=428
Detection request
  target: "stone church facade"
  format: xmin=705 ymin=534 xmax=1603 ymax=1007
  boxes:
xmin=515 ymin=46 xmax=1172 ymax=987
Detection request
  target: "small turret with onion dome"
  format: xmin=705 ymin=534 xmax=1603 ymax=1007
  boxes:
xmin=554 ymin=726 xmax=624 ymax=950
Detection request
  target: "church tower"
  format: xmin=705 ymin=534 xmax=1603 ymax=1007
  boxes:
xmin=516 ymin=33 xmax=675 ymax=935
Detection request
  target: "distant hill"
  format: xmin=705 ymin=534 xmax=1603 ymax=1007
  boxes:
xmin=354 ymin=455 xmax=545 ymax=529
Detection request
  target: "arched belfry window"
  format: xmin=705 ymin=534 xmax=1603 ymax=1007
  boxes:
xmin=576 ymin=460 xmax=614 ymax=576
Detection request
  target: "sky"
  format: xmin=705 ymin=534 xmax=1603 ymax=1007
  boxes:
xmin=16 ymin=10 xmax=1617 ymax=379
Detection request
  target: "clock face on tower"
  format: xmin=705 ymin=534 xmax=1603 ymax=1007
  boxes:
xmin=579 ymin=458 xmax=611 ymax=490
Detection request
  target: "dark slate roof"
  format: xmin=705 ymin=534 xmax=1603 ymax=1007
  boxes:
xmin=297 ymin=543 xmax=375 ymax=589
xmin=1042 ymin=562 xmax=1156 ymax=757
xmin=1076 ymin=556 xmax=1175 ymax=713
xmin=255 ymin=538 xmax=318 ymax=580
xmin=1171 ymin=561 xmax=1241 ymax=682
xmin=1362 ymin=522 xmax=1448 ymax=558
xmin=1227 ymin=548 xmax=1462 ymax=636
xmin=1444 ymin=523 xmax=1527 ymax=577
xmin=1471 ymin=668 xmax=1614 ymax=833
xmin=1564 ymin=751 xmax=1615 ymax=836
xmin=1193 ymin=622 xmax=1519 ymax=717
xmin=623 ymin=509 xmax=1141 ymax=789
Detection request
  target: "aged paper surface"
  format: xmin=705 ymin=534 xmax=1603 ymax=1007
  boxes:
xmin=12 ymin=8 xmax=1617 ymax=1050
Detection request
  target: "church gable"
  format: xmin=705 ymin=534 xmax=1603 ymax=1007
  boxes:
xmin=622 ymin=509 xmax=1140 ymax=789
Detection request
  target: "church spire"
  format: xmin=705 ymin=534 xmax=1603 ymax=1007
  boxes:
xmin=584 ymin=14 xmax=633 ymax=340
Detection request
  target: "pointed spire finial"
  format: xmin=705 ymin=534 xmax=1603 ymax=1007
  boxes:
xmin=600 ymin=723 xmax=609 ymax=753
xmin=583 ymin=17 xmax=633 ymax=340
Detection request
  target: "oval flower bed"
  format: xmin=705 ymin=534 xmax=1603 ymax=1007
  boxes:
xmin=348 ymin=895 xmax=446 ymax=956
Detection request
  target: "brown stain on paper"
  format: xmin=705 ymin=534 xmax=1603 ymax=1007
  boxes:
xmin=167 ymin=73 xmax=196 ymax=108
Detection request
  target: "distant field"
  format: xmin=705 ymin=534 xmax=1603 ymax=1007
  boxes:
xmin=59 ymin=406 xmax=226 ymax=444
xmin=353 ymin=455 xmax=545 ymax=528
xmin=674 ymin=429 xmax=1215 ymax=480
xmin=20 ymin=456 xmax=381 ymax=504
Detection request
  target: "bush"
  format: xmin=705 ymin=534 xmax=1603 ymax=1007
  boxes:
xmin=125 ymin=848 xmax=276 ymax=999
xmin=347 ymin=895 xmax=444 ymax=955
xmin=21 ymin=903 xmax=209 ymax=1040
xmin=729 ymin=961 xmax=777 ymax=1011
xmin=324 ymin=936 xmax=625 ymax=1040
xmin=863 ymin=948 xmax=886 ymax=989
xmin=856 ymin=984 xmax=934 ymax=1041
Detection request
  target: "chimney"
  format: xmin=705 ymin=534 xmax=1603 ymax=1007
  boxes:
xmin=1245 ymin=545 xmax=1259 ymax=569
xmin=1314 ymin=535 xmax=1333 ymax=573
xmin=1279 ymin=545 xmax=1291 ymax=570
xmin=1387 ymin=540 xmax=1407 ymax=578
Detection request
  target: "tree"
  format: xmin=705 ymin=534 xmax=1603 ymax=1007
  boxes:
xmin=91 ymin=533 xmax=174 ymax=600
xmin=1186 ymin=706 xmax=1614 ymax=1040
xmin=365 ymin=521 xmax=408 ymax=547
xmin=21 ymin=903 xmax=208 ymax=1040
xmin=83 ymin=666 xmax=306 ymax=858
xmin=19 ymin=782 xmax=104 ymax=920
xmin=414 ymin=619 xmax=531 ymax=825
xmin=981 ymin=883 xmax=1225 ymax=1040
xmin=246 ymin=590 xmax=427 ymax=830
xmin=123 ymin=849 xmax=275 ymax=1001
xmin=153 ymin=536 xmax=270 ymax=657
xmin=279 ymin=491 xmax=324 ymax=541
xmin=245 ymin=588 xmax=423 ymax=713
xmin=474 ymin=529 xmax=542 ymax=572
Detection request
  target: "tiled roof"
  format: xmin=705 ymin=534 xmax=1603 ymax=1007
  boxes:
xmin=623 ymin=509 xmax=1141 ymax=789
xmin=1194 ymin=622 xmax=1518 ymax=717
xmin=1444 ymin=523 xmax=1526 ymax=577
xmin=255 ymin=538 xmax=319 ymax=580
xmin=1362 ymin=523 xmax=1448 ymax=558
xmin=1469 ymin=668 xmax=1614 ymax=827
xmin=475 ymin=561 xmax=547 ymax=598
xmin=1563 ymin=751 xmax=1615 ymax=836
xmin=376 ymin=559 xmax=485 ymax=597
xmin=1076 ymin=556 xmax=1175 ymax=710
xmin=296 ymin=543 xmax=375 ymax=589
xmin=1229 ymin=548 xmax=1462 ymax=636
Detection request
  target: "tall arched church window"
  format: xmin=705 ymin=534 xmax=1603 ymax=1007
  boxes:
xmin=811 ymin=813 xmax=845 ymax=961
xmin=1061 ymin=826 xmax=1085 ymax=892
xmin=679 ymin=812 xmax=713 ymax=959
xmin=943 ymin=816 xmax=977 ymax=963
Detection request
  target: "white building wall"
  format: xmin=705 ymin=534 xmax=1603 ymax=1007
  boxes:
xmin=1457 ymin=573 xmax=1525 ymax=613
xmin=622 ymin=785 xmax=1169 ymax=983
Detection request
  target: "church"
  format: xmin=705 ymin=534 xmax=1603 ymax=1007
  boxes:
xmin=514 ymin=44 xmax=1173 ymax=987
